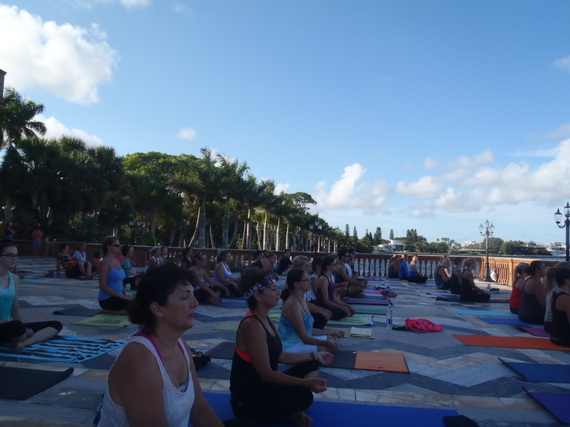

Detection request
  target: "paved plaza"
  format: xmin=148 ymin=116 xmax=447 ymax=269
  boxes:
xmin=1 ymin=256 xmax=569 ymax=426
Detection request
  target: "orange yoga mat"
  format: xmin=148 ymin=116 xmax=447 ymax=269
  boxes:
xmin=354 ymin=351 xmax=410 ymax=373
xmin=454 ymin=335 xmax=569 ymax=350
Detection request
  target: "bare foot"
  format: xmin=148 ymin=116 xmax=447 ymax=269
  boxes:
xmin=288 ymin=411 xmax=312 ymax=427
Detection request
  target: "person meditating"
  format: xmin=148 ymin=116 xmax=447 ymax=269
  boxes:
xmin=98 ymin=236 xmax=130 ymax=314
xmin=334 ymin=249 xmax=366 ymax=298
xmin=406 ymin=254 xmax=428 ymax=284
xmin=214 ymin=250 xmax=241 ymax=297
xmin=230 ymin=268 xmax=332 ymax=427
xmin=278 ymin=268 xmax=343 ymax=354
xmin=189 ymin=252 xmax=224 ymax=303
xmin=518 ymin=260 xmax=546 ymax=324
xmin=549 ymin=267 xmax=570 ymax=347
xmin=313 ymin=255 xmax=355 ymax=320
xmin=460 ymin=258 xmax=490 ymax=302
xmin=434 ymin=258 xmax=452 ymax=290
xmin=98 ymin=263 xmax=228 ymax=426
xmin=0 ymin=242 xmax=62 ymax=351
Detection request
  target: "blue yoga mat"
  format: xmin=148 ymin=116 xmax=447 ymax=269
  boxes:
xmin=477 ymin=317 xmax=531 ymax=325
xmin=452 ymin=309 xmax=517 ymax=317
xmin=205 ymin=392 xmax=459 ymax=427
xmin=501 ymin=359 xmax=570 ymax=383
xmin=523 ymin=387 xmax=570 ymax=424
xmin=0 ymin=335 xmax=125 ymax=363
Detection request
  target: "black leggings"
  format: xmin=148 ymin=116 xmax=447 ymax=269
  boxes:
xmin=0 ymin=320 xmax=63 ymax=344
xmin=407 ymin=275 xmax=428 ymax=284
xmin=231 ymin=361 xmax=318 ymax=425
xmin=99 ymin=296 xmax=130 ymax=311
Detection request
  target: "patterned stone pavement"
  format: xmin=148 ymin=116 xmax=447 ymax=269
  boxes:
xmin=1 ymin=256 xmax=568 ymax=426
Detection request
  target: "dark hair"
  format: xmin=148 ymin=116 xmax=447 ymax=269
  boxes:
xmin=129 ymin=263 xmax=194 ymax=333
xmin=182 ymin=247 xmax=193 ymax=258
xmin=311 ymin=256 xmax=322 ymax=274
xmin=554 ymin=267 xmax=570 ymax=287
xmin=102 ymin=236 xmax=118 ymax=256
xmin=321 ymin=255 xmax=338 ymax=273
xmin=217 ymin=250 xmax=231 ymax=263
xmin=0 ymin=242 xmax=17 ymax=255
xmin=192 ymin=251 xmax=206 ymax=264
xmin=281 ymin=268 xmax=305 ymax=301
xmin=525 ymin=260 xmax=544 ymax=276
xmin=338 ymin=249 xmax=350 ymax=258
xmin=453 ymin=257 xmax=463 ymax=267
xmin=93 ymin=250 xmax=102 ymax=258
xmin=121 ymin=245 xmax=132 ymax=257
xmin=59 ymin=243 xmax=69 ymax=252
xmin=239 ymin=267 xmax=272 ymax=310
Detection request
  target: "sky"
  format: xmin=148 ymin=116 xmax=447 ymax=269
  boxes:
xmin=1 ymin=0 xmax=570 ymax=246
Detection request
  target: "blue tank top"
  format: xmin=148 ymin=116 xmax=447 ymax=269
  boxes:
xmin=0 ymin=273 xmax=15 ymax=321
xmin=277 ymin=309 xmax=314 ymax=350
xmin=98 ymin=264 xmax=126 ymax=301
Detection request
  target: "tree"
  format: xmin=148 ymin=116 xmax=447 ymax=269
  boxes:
xmin=0 ymin=87 xmax=46 ymax=149
xmin=389 ymin=229 xmax=394 ymax=240
xmin=482 ymin=237 xmax=504 ymax=254
xmin=374 ymin=227 xmax=382 ymax=244
xmin=352 ymin=226 xmax=358 ymax=240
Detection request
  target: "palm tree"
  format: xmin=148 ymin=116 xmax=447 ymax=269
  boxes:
xmin=0 ymin=87 xmax=46 ymax=149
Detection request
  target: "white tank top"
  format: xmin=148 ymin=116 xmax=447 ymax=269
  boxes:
xmin=98 ymin=336 xmax=195 ymax=427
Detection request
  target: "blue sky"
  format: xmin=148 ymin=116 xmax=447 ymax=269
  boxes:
xmin=2 ymin=0 xmax=570 ymax=245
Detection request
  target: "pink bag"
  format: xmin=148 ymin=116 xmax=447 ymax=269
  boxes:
xmin=405 ymin=318 xmax=443 ymax=332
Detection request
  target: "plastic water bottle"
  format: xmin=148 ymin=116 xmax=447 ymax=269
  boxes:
xmin=125 ymin=284 xmax=133 ymax=298
xmin=385 ymin=300 xmax=393 ymax=329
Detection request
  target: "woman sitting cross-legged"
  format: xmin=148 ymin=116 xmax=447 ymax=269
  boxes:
xmin=98 ymin=236 xmax=130 ymax=314
xmin=460 ymin=258 xmax=490 ymax=303
xmin=230 ymin=267 xmax=332 ymax=427
xmin=278 ymin=268 xmax=343 ymax=354
xmin=0 ymin=242 xmax=63 ymax=351
xmin=549 ymin=267 xmax=570 ymax=347
xmin=518 ymin=260 xmax=547 ymax=325
xmin=313 ymin=255 xmax=355 ymax=320
xmin=98 ymin=263 xmax=251 ymax=427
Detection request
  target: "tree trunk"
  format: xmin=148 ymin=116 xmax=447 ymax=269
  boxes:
xmin=198 ymin=199 xmax=206 ymax=248
xmin=188 ymin=204 xmax=201 ymax=247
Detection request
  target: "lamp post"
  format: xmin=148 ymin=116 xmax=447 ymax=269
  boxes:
xmin=309 ymin=218 xmax=322 ymax=254
xmin=554 ymin=203 xmax=570 ymax=262
xmin=128 ymin=218 xmax=141 ymax=245
xmin=478 ymin=219 xmax=495 ymax=282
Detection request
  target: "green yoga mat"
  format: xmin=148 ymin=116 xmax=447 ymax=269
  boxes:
xmin=355 ymin=306 xmax=386 ymax=315
xmin=71 ymin=313 xmax=132 ymax=328
xmin=268 ymin=310 xmax=374 ymax=326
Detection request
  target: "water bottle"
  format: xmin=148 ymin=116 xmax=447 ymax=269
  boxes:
xmin=125 ymin=284 xmax=133 ymax=298
xmin=385 ymin=300 xmax=393 ymax=329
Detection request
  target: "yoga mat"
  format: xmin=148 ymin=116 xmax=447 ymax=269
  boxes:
xmin=346 ymin=298 xmax=389 ymax=305
xmin=477 ymin=317 xmax=531 ymax=326
xmin=205 ymin=392 xmax=459 ymax=427
xmin=453 ymin=335 xmax=568 ymax=350
xmin=354 ymin=352 xmax=409 ymax=373
xmin=500 ymin=359 xmax=570 ymax=383
xmin=206 ymin=342 xmax=392 ymax=370
xmin=0 ymin=366 xmax=74 ymax=400
xmin=354 ymin=306 xmax=386 ymax=315
xmin=269 ymin=311 xmax=374 ymax=326
xmin=517 ymin=326 xmax=550 ymax=337
xmin=452 ymin=309 xmax=517 ymax=317
xmin=71 ymin=313 xmax=132 ymax=327
xmin=0 ymin=335 xmax=125 ymax=362
xmin=53 ymin=304 xmax=101 ymax=317
xmin=213 ymin=321 xmax=374 ymax=339
xmin=217 ymin=299 xmax=248 ymax=308
xmin=523 ymin=387 xmax=570 ymax=424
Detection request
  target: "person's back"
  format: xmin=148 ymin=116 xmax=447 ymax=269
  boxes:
xmin=398 ymin=260 xmax=408 ymax=280
xmin=519 ymin=280 xmax=545 ymax=324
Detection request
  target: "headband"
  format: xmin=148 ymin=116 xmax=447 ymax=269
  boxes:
xmin=244 ymin=282 xmax=268 ymax=298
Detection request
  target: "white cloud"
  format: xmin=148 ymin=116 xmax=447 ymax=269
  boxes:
xmin=172 ymin=3 xmax=193 ymax=16
xmin=176 ymin=127 xmax=198 ymax=140
xmin=314 ymin=163 xmax=390 ymax=212
xmin=71 ymin=0 xmax=150 ymax=8
xmin=554 ymin=56 xmax=570 ymax=73
xmin=423 ymin=156 xmax=439 ymax=170
xmin=0 ymin=5 xmax=119 ymax=104
xmin=275 ymin=183 xmax=290 ymax=194
xmin=454 ymin=149 xmax=493 ymax=168
xmin=40 ymin=115 xmax=104 ymax=146
xmin=396 ymin=176 xmax=443 ymax=199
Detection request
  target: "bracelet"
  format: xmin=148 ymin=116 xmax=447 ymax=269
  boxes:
xmin=310 ymin=352 xmax=316 ymax=361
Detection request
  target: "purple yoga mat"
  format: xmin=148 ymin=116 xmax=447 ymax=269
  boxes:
xmin=518 ymin=326 xmax=550 ymax=337
xmin=346 ymin=298 xmax=389 ymax=305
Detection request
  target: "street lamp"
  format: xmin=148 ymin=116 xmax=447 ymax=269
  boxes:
xmin=128 ymin=218 xmax=141 ymax=245
xmin=309 ymin=218 xmax=322 ymax=254
xmin=479 ymin=219 xmax=495 ymax=282
xmin=554 ymin=202 xmax=570 ymax=262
